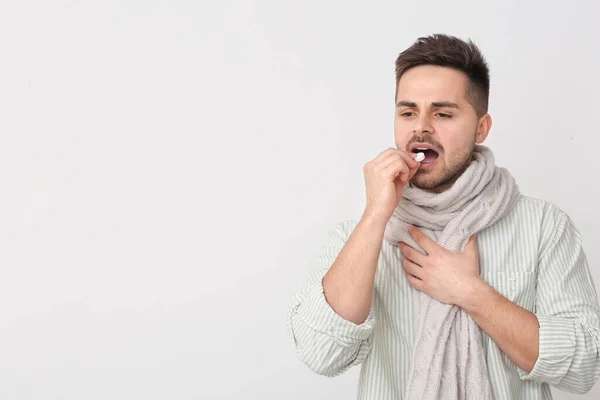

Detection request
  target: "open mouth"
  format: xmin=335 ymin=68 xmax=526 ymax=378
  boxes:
xmin=412 ymin=147 xmax=439 ymax=164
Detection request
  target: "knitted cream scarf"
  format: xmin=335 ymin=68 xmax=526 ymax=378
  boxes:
xmin=384 ymin=145 xmax=520 ymax=400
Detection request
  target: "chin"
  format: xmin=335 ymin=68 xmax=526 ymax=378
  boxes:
xmin=410 ymin=168 xmax=460 ymax=192
xmin=411 ymin=152 xmax=474 ymax=191
xmin=410 ymin=178 xmax=443 ymax=191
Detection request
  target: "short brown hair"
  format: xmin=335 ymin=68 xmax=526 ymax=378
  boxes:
xmin=395 ymin=34 xmax=490 ymax=117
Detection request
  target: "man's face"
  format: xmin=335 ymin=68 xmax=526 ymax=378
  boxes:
xmin=394 ymin=65 xmax=489 ymax=192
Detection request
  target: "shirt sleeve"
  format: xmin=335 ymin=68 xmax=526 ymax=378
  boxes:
xmin=285 ymin=220 xmax=375 ymax=377
xmin=518 ymin=208 xmax=600 ymax=394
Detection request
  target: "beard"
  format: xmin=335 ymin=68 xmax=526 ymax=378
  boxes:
xmin=410 ymin=139 xmax=476 ymax=192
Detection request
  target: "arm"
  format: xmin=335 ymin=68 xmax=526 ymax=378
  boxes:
xmin=286 ymin=212 xmax=385 ymax=377
xmin=322 ymin=211 xmax=387 ymax=324
xmin=460 ymin=280 xmax=540 ymax=373
xmin=513 ymin=212 xmax=600 ymax=393
xmin=400 ymin=230 xmax=539 ymax=371
xmin=457 ymin=212 xmax=600 ymax=392
xmin=287 ymin=147 xmax=420 ymax=376
xmin=400 ymin=214 xmax=600 ymax=393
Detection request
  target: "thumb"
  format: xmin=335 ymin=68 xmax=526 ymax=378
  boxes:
xmin=408 ymin=164 xmax=420 ymax=181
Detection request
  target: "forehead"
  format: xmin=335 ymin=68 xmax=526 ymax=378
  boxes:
xmin=396 ymin=65 xmax=469 ymax=103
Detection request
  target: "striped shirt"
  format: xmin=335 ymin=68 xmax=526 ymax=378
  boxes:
xmin=286 ymin=195 xmax=600 ymax=399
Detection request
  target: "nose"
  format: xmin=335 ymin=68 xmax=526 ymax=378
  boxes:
xmin=413 ymin=114 xmax=433 ymax=136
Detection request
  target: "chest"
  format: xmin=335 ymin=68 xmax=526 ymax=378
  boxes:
xmin=374 ymin=220 xmax=541 ymax=314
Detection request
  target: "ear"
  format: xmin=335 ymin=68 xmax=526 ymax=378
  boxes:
xmin=475 ymin=114 xmax=492 ymax=144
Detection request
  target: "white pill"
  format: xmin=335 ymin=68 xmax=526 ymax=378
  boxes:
xmin=415 ymin=152 xmax=425 ymax=162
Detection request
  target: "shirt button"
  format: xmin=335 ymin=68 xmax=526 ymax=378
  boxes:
xmin=509 ymin=273 xmax=517 ymax=281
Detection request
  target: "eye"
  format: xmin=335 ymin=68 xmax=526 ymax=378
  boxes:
xmin=437 ymin=113 xmax=452 ymax=118
xmin=400 ymin=111 xmax=415 ymax=117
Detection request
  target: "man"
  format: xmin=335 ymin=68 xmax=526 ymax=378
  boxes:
xmin=286 ymin=34 xmax=600 ymax=399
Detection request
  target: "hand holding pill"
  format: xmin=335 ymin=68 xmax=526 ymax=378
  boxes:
xmin=362 ymin=148 xmax=423 ymax=223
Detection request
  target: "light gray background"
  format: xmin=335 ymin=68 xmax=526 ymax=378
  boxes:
xmin=0 ymin=0 xmax=599 ymax=399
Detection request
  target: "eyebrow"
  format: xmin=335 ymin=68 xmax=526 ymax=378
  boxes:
xmin=396 ymin=100 xmax=460 ymax=109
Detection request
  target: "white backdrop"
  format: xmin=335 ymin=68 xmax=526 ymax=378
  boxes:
xmin=0 ymin=1 xmax=599 ymax=399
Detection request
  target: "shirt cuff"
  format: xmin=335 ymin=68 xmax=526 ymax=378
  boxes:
xmin=518 ymin=316 xmax=576 ymax=382
xmin=294 ymin=281 xmax=375 ymax=345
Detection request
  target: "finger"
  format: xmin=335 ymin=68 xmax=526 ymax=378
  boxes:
xmin=408 ymin=225 xmax=438 ymax=255
xmin=405 ymin=272 xmax=424 ymax=291
xmin=371 ymin=147 xmax=404 ymax=164
xmin=382 ymin=158 xmax=409 ymax=182
xmin=370 ymin=152 xmax=409 ymax=181
xmin=376 ymin=151 xmax=402 ymax=169
xmin=380 ymin=150 xmax=421 ymax=184
xmin=396 ymin=149 xmax=420 ymax=169
xmin=382 ymin=149 xmax=420 ymax=173
xmin=402 ymin=257 xmax=423 ymax=279
xmin=399 ymin=242 xmax=427 ymax=265
xmin=364 ymin=149 xmax=400 ymax=175
xmin=376 ymin=150 xmax=413 ymax=170
xmin=402 ymin=155 xmax=422 ymax=183
xmin=364 ymin=151 xmax=409 ymax=183
xmin=378 ymin=149 xmax=420 ymax=170
xmin=407 ymin=159 xmax=422 ymax=180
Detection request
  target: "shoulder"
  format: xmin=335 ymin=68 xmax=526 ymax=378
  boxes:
xmin=491 ymin=194 xmax=575 ymax=244
xmin=510 ymin=195 xmax=571 ymax=227
xmin=511 ymin=195 xmax=580 ymax=252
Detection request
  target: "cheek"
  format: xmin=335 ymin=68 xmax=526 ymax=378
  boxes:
xmin=394 ymin=134 xmax=412 ymax=151
xmin=438 ymin=126 xmax=470 ymax=151
xmin=439 ymin=135 xmax=474 ymax=165
xmin=394 ymin=120 xmax=413 ymax=149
